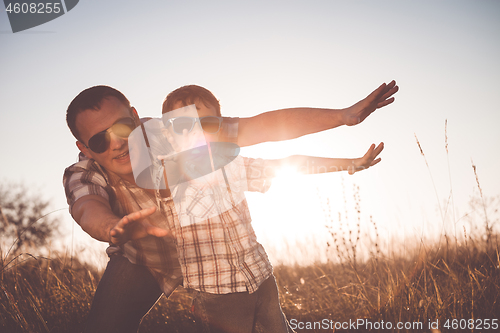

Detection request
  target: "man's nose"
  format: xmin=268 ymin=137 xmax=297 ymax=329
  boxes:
xmin=109 ymin=132 xmax=127 ymax=150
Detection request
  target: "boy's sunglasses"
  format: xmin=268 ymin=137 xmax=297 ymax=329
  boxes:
xmin=164 ymin=116 xmax=222 ymax=135
xmin=82 ymin=117 xmax=136 ymax=154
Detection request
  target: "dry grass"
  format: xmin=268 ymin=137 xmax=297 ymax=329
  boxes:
xmin=276 ymin=233 xmax=499 ymax=332
xmin=0 ymin=252 xmax=198 ymax=333
xmin=1 ymin=229 xmax=498 ymax=332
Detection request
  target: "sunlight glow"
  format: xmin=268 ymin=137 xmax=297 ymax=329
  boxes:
xmin=274 ymin=165 xmax=300 ymax=180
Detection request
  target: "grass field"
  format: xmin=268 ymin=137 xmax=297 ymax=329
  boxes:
xmin=1 ymin=226 xmax=498 ymax=332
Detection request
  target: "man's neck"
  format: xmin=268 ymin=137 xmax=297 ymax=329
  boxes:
xmin=119 ymin=172 xmax=136 ymax=185
xmin=119 ymin=172 xmax=171 ymax=198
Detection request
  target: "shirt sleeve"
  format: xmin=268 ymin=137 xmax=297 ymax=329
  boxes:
xmin=242 ymin=157 xmax=273 ymax=193
xmin=63 ymin=157 xmax=112 ymax=215
xmin=218 ymin=117 xmax=239 ymax=144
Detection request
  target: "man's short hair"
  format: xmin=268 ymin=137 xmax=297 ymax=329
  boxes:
xmin=66 ymin=85 xmax=131 ymax=141
xmin=162 ymin=85 xmax=221 ymax=117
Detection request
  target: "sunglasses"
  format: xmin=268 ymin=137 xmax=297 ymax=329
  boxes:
xmin=82 ymin=117 xmax=136 ymax=154
xmin=164 ymin=116 xmax=223 ymax=135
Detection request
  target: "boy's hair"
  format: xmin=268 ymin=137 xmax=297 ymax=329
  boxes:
xmin=162 ymin=85 xmax=221 ymax=117
xmin=66 ymin=85 xmax=131 ymax=141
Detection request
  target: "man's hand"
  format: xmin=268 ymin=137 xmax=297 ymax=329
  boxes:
xmin=343 ymin=81 xmax=399 ymax=126
xmin=109 ymin=206 xmax=171 ymax=245
xmin=350 ymin=142 xmax=384 ymax=175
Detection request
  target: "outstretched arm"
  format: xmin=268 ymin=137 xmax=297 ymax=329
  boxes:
xmin=108 ymin=206 xmax=170 ymax=245
xmin=265 ymin=143 xmax=384 ymax=176
xmin=72 ymin=196 xmax=169 ymax=245
xmin=237 ymin=81 xmax=398 ymax=146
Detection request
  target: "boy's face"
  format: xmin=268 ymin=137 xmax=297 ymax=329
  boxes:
xmin=163 ymin=99 xmax=220 ymax=151
xmin=75 ymin=96 xmax=136 ymax=182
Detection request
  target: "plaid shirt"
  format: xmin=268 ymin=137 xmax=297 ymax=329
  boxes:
xmin=63 ymin=154 xmax=182 ymax=294
xmin=161 ymin=156 xmax=274 ymax=294
xmin=63 ymin=117 xmax=274 ymax=294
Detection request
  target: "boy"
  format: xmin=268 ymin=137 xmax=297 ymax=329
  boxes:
xmin=122 ymin=85 xmax=383 ymax=332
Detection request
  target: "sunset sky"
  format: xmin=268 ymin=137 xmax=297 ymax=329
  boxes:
xmin=1 ymin=1 xmax=499 ymax=265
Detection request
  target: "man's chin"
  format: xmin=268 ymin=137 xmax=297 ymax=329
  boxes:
xmin=113 ymin=166 xmax=135 ymax=183
xmin=102 ymin=158 xmax=133 ymax=179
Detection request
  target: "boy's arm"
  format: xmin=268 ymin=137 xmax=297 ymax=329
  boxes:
xmin=237 ymin=81 xmax=398 ymax=147
xmin=265 ymin=143 xmax=384 ymax=176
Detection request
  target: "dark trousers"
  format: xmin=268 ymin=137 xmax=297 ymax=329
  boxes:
xmin=191 ymin=275 xmax=295 ymax=333
xmin=83 ymin=254 xmax=163 ymax=333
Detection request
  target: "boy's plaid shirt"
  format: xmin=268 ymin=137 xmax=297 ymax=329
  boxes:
xmin=159 ymin=156 xmax=274 ymax=294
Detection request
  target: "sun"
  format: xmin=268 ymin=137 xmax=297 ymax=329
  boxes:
xmin=247 ymin=162 xmax=334 ymax=260
xmin=273 ymin=164 xmax=301 ymax=180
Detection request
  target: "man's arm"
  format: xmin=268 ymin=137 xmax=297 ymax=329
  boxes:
xmin=72 ymin=195 xmax=167 ymax=245
xmin=72 ymin=195 xmax=121 ymax=242
xmin=237 ymin=81 xmax=398 ymax=147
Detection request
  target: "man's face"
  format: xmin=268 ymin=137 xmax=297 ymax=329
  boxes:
xmin=75 ymin=97 xmax=135 ymax=180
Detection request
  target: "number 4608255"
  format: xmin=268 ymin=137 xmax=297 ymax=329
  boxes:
xmin=5 ymin=3 xmax=61 ymax=14
xmin=443 ymin=319 xmax=498 ymax=330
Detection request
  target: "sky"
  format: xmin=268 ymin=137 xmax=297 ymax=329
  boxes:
xmin=1 ymin=0 xmax=499 ymax=266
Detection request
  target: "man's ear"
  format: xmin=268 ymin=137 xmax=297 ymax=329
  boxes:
xmin=131 ymin=107 xmax=140 ymax=120
xmin=76 ymin=141 xmax=93 ymax=159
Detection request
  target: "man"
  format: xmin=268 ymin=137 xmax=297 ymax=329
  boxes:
xmin=63 ymin=81 xmax=398 ymax=333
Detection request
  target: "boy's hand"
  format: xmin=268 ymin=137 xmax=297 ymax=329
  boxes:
xmin=109 ymin=206 xmax=171 ymax=245
xmin=350 ymin=142 xmax=384 ymax=175
xmin=343 ymin=81 xmax=399 ymax=126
